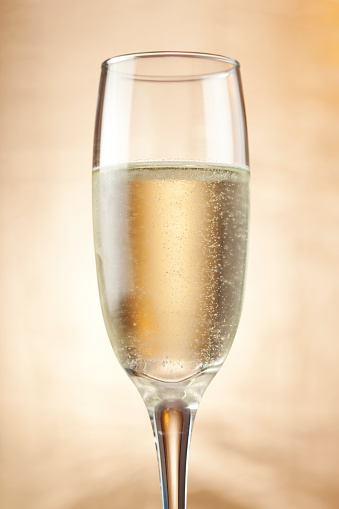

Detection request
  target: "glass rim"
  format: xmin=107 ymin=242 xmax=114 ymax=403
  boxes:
xmin=101 ymin=51 xmax=240 ymax=82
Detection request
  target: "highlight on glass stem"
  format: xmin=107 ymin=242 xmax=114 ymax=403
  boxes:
xmin=92 ymin=51 xmax=249 ymax=509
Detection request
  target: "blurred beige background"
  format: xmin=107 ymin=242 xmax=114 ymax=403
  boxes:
xmin=1 ymin=0 xmax=339 ymax=508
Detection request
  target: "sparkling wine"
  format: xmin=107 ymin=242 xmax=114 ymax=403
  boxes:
xmin=93 ymin=162 xmax=249 ymax=383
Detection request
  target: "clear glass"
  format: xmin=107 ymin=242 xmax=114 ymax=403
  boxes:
xmin=92 ymin=51 xmax=249 ymax=509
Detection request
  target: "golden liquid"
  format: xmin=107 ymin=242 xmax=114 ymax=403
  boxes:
xmin=93 ymin=163 xmax=249 ymax=382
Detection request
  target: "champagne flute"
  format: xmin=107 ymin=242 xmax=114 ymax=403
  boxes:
xmin=92 ymin=51 xmax=249 ymax=509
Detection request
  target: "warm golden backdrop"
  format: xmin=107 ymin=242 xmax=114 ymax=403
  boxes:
xmin=1 ymin=0 xmax=339 ymax=508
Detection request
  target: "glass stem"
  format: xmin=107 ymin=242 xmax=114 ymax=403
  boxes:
xmin=150 ymin=400 xmax=196 ymax=509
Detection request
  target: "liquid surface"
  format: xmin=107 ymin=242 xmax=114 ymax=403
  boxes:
xmin=93 ymin=162 xmax=249 ymax=382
